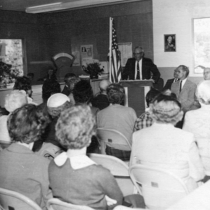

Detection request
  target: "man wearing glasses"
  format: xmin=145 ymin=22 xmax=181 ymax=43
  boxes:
xmin=122 ymin=46 xmax=160 ymax=83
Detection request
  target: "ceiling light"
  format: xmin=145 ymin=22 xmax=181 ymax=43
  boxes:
xmin=26 ymin=2 xmax=62 ymax=13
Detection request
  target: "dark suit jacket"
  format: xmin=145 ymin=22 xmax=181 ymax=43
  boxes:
xmin=122 ymin=57 xmax=160 ymax=83
xmin=162 ymin=78 xmax=175 ymax=91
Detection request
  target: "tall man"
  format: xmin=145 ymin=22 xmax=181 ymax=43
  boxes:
xmin=122 ymin=46 xmax=160 ymax=83
xmin=171 ymin=65 xmax=199 ymax=112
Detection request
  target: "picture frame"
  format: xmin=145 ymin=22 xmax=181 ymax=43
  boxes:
xmin=164 ymin=34 xmax=176 ymax=52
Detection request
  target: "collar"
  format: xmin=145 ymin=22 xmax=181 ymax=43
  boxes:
xmin=54 ymin=152 xmax=96 ymax=169
xmin=181 ymin=77 xmax=187 ymax=88
xmin=6 ymin=143 xmax=33 ymax=154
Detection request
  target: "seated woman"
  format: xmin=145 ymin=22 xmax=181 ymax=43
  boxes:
xmin=33 ymin=93 xmax=72 ymax=158
xmin=0 ymin=90 xmax=28 ymax=143
xmin=97 ymin=83 xmax=137 ymax=161
xmin=130 ymin=92 xmax=204 ymax=192
xmin=13 ymin=76 xmax=36 ymax=105
xmin=49 ymin=105 xmax=123 ymax=210
xmin=183 ymin=80 xmax=210 ymax=181
xmin=0 ymin=104 xmax=52 ymax=209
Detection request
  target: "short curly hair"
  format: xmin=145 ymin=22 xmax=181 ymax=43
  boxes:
xmin=55 ymin=105 xmax=96 ymax=150
xmin=151 ymin=93 xmax=183 ymax=125
xmin=107 ymin=83 xmax=125 ymax=104
xmin=4 ymin=90 xmax=28 ymax=112
xmin=7 ymin=104 xmax=50 ymax=144
xmin=13 ymin=76 xmax=32 ymax=92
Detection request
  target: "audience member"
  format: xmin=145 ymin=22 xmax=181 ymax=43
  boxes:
xmin=162 ymin=68 xmax=179 ymax=91
xmin=62 ymin=73 xmax=76 ymax=96
xmin=171 ymin=65 xmax=199 ymax=112
xmin=73 ymin=80 xmax=99 ymax=115
xmin=13 ymin=76 xmax=36 ymax=104
xmin=42 ymin=68 xmax=61 ymax=103
xmin=134 ymin=88 xmax=160 ymax=132
xmin=203 ymin=67 xmax=210 ymax=80
xmin=97 ymin=83 xmax=137 ymax=161
xmin=49 ymin=105 xmax=123 ymax=210
xmin=0 ymin=90 xmax=28 ymax=142
xmin=0 ymin=104 xmax=52 ymax=209
xmin=33 ymin=93 xmax=71 ymax=157
xmin=91 ymin=79 xmax=111 ymax=110
xmin=122 ymin=46 xmax=160 ymax=83
xmin=183 ymin=80 xmax=210 ymax=181
xmin=73 ymin=80 xmax=100 ymax=153
xmin=130 ymin=92 xmax=204 ymax=192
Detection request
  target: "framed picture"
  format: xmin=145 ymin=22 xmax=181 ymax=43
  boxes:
xmin=164 ymin=34 xmax=176 ymax=52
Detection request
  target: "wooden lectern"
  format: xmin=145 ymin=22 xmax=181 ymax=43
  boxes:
xmin=120 ymin=80 xmax=153 ymax=116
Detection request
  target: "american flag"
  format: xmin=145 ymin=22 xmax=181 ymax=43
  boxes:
xmin=109 ymin=17 xmax=121 ymax=83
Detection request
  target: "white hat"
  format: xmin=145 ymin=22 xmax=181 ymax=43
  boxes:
xmin=47 ymin=93 xmax=70 ymax=108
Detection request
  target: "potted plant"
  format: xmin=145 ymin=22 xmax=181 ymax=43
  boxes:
xmin=82 ymin=62 xmax=104 ymax=79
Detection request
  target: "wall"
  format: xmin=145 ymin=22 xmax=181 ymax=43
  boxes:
xmin=153 ymin=0 xmax=210 ymax=84
xmin=0 ymin=11 xmax=52 ymax=83
xmin=39 ymin=0 xmax=153 ymax=78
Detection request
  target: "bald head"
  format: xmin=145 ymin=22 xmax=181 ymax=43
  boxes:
xmin=47 ymin=93 xmax=70 ymax=108
xmin=99 ymin=80 xmax=111 ymax=93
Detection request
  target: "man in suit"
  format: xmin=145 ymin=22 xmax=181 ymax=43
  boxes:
xmin=122 ymin=46 xmax=160 ymax=83
xmin=162 ymin=68 xmax=179 ymax=91
xmin=171 ymin=65 xmax=199 ymax=112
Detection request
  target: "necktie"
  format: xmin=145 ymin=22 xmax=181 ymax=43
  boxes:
xmin=136 ymin=62 xmax=140 ymax=80
xmin=179 ymin=80 xmax=182 ymax=92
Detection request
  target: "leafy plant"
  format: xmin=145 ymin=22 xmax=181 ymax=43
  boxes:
xmin=82 ymin=62 xmax=104 ymax=76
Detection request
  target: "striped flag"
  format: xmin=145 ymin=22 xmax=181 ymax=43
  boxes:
xmin=109 ymin=17 xmax=121 ymax=83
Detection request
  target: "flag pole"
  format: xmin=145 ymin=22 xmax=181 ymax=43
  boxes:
xmin=109 ymin=17 xmax=113 ymax=82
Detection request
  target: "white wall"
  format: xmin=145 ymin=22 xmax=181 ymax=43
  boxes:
xmin=153 ymin=0 xmax=210 ymax=78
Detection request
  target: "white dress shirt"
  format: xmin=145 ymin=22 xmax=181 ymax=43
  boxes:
xmin=135 ymin=59 xmax=142 ymax=80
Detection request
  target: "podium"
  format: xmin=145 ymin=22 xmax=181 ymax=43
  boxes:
xmin=120 ymin=80 xmax=153 ymax=116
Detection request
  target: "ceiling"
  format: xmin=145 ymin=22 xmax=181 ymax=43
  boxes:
xmin=0 ymin=0 xmax=141 ymax=13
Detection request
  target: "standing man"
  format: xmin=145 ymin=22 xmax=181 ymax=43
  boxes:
xmin=171 ymin=65 xmax=199 ymax=112
xmin=122 ymin=46 xmax=160 ymax=83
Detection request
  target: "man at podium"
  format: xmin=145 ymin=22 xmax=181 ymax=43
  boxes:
xmin=121 ymin=46 xmax=160 ymax=83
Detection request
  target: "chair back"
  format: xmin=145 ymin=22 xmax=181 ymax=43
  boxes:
xmin=89 ymin=153 xmax=135 ymax=196
xmin=0 ymin=188 xmax=42 ymax=210
xmin=97 ymin=128 xmax=131 ymax=153
xmin=47 ymin=198 xmax=94 ymax=210
xmin=129 ymin=165 xmax=189 ymax=210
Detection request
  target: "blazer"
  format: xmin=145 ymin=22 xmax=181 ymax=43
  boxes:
xmin=131 ymin=123 xmax=204 ymax=192
xmin=0 ymin=143 xmax=52 ymax=209
xmin=171 ymin=79 xmax=197 ymax=112
xmin=122 ymin=57 xmax=160 ymax=83
xmin=162 ymin=78 xmax=175 ymax=91
xmin=183 ymin=104 xmax=210 ymax=175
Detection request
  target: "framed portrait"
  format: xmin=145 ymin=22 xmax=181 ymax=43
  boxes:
xmin=164 ymin=34 xmax=176 ymax=52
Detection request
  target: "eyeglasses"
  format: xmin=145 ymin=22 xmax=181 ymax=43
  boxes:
xmin=133 ymin=53 xmax=142 ymax=55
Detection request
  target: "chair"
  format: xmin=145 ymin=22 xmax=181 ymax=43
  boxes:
xmin=96 ymin=128 xmax=131 ymax=154
xmin=0 ymin=188 xmax=42 ymax=210
xmin=47 ymin=198 xmax=94 ymax=210
xmin=129 ymin=165 xmax=190 ymax=210
xmin=88 ymin=153 xmax=136 ymax=196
